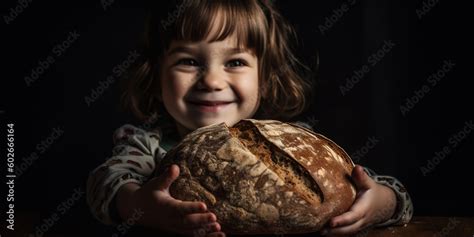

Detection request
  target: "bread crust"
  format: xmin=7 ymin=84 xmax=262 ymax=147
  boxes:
xmin=155 ymin=119 xmax=356 ymax=234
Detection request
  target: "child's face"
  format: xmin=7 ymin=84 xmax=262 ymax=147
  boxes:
xmin=160 ymin=35 xmax=260 ymax=137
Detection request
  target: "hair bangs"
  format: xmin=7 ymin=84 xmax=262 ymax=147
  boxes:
xmin=172 ymin=0 xmax=267 ymax=56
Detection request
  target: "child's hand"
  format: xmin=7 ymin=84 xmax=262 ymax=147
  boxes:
xmin=118 ymin=165 xmax=226 ymax=237
xmin=320 ymin=165 xmax=397 ymax=236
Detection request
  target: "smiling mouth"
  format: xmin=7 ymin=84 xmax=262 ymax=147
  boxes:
xmin=188 ymin=100 xmax=233 ymax=106
xmin=187 ymin=100 xmax=234 ymax=112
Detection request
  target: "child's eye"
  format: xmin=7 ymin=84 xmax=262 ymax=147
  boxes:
xmin=225 ymin=59 xmax=247 ymax=68
xmin=176 ymin=58 xmax=199 ymax=67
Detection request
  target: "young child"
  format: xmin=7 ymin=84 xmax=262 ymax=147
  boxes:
xmin=87 ymin=0 xmax=413 ymax=236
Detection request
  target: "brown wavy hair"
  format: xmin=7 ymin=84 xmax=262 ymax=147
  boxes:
xmin=121 ymin=0 xmax=312 ymax=124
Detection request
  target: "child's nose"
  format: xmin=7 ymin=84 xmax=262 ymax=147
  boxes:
xmin=196 ymin=68 xmax=228 ymax=91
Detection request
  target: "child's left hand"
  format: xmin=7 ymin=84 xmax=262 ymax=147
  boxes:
xmin=320 ymin=165 xmax=397 ymax=236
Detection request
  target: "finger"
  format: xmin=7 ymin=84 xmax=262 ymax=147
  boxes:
xmin=323 ymin=218 xmax=367 ymax=236
xmin=192 ymin=222 xmax=225 ymax=237
xmin=192 ymin=222 xmax=222 ymax=236
xmin=183 ymin=212 xmax=217 ymax=228
xmin=205 ymin=222 xmax=221 ymax=232
xmin=206 ymin=232 xmax=226 ymax=237
xmin=175 ymin=200 xmax=208 ymax=215
xmin=155 ymin=164 xmax=180 ymax=191
xmin=328 ymin=210 xmax=364 ymax=228
xmin=192 ymin=229 xmax=225 ymax=237
xmin=192 ymin=228 xmax=207 ymax=237
xmin=352 ymin=165 xmax=376 ymax=190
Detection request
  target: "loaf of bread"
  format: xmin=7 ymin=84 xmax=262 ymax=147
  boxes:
xmin=155 ymin=119 xmax=356 ymax=234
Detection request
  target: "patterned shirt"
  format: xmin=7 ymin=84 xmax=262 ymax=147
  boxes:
xmin=86 ymin=123 xmax=413 ymax=226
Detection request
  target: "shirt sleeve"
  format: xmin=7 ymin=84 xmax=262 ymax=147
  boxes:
xmin=86 ymin=124 xmax=167 ymax=225
xmin=363 ymin=167 xmax=414 ymax=226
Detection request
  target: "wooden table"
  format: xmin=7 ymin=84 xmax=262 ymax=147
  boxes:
xmin=141 ymin=217 xmax=474 ymax=237
xmin=362 ymin=216 xmax=474 ymax=237
xmin=7 ymin=215 xmax=474 ymax=237
xmin=251 ymin=216 xmax=474 ymax=237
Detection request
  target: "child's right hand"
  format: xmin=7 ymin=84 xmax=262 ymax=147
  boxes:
xmin=117 ymin=164 xmax=225 ymax=237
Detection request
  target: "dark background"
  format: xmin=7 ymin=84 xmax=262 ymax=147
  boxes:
xmin=1 ymin=0 xmax=471 ymax=236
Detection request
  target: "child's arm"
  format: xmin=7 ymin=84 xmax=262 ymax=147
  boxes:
xmin=361 ymin=166 xmax=414 ymax=226
xmin=321 ymin=165 xmax=413 ymax=236
xmin=86 ymin=124 xmax=161 ymax=225
xmin=86 ymin=125 xmax=225 ymax=236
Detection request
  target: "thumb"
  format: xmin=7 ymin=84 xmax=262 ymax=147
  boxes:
xmin=153 ymin=164 xmax=180 ymax=191
xmin=351 ymin=165 xmax=376 ymax=190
